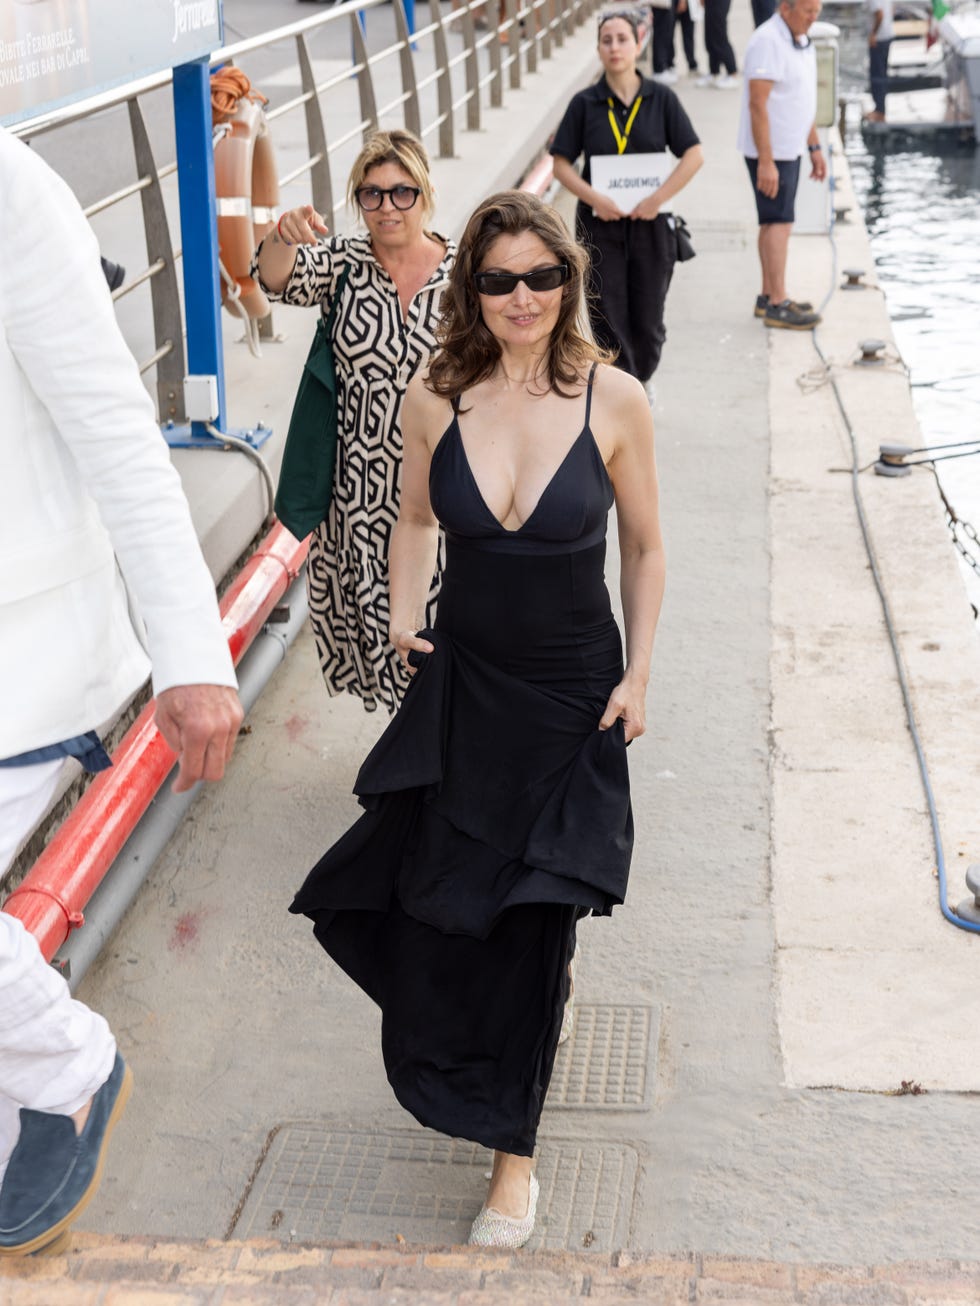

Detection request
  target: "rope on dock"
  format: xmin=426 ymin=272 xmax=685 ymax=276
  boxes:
xmin=811 ymin=145 xmax=980 ymax=935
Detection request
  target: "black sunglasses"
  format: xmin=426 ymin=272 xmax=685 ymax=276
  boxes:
xmin=356 ymin=184 xmax=422 ymax=211
xmin=474 ymin=264 xmax=570 ymax=296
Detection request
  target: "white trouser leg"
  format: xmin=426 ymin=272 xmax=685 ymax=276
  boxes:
xmin=0 ymin=757 xmax=65 ymax=877
xmin=0 ymin=765 xmax=116 ymax=1179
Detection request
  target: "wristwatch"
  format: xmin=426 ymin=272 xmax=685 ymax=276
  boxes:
xmin=808 ymin=143 xmax=822 ymax=153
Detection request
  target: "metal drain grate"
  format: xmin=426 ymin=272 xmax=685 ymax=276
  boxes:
xmin=686 ymin=218 xmax=750 ymax=251
xmin=232 ymin=1125 xmax=637 ymax=1252
xmin=549 ymin=1004 xmax=656 ymax=1109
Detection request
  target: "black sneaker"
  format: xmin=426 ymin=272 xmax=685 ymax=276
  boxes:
xmin=764 ymin=299 xmax=821 ymax=330
xmin=755 ymin=294 xmax=815 ymax=319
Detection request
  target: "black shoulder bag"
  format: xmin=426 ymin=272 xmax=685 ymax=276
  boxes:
xmin=667 ymin=213 xmax=696 ymax=263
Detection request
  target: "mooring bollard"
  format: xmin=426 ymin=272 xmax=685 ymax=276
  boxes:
xmin=954 ymin=864 xmax=980 ymax=925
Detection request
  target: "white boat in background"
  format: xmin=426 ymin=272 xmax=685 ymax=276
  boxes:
xmin=940 ymin=6 xmax=980 ymax=134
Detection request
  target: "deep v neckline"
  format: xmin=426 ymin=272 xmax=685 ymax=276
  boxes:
xmin=453 ymin=417 xmax=589 ymax=535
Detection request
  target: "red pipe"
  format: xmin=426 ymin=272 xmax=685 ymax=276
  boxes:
xmin=520 ymin=151 xmax=555 ymax=197
xmin=2 ymin=521 xmax=308 ymax=962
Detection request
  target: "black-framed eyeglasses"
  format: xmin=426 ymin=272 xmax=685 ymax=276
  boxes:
xmin=356 ymin=184 xmax=422 ymax=211
xmin=474 ymin=264 xmax=570 ymax=296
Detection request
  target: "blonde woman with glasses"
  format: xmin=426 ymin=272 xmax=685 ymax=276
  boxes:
xmin=254 ymin=130 xmax=454 ymax=715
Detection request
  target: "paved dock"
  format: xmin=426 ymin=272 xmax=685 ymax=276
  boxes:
xmin=4 ymin=1233 xmax=980 ymax=1303
xmin=12 ymin=0 xmax=980 ymax=1282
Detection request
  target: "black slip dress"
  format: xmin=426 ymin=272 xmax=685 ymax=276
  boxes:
xmin=290 ymin=366 xmax=634 ymax=1156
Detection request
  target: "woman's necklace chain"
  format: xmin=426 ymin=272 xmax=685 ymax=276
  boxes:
xmin=492 ymin=370 xmax=548 ymax=391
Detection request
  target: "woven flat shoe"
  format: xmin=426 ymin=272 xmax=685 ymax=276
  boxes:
xmin=468 ymin=1172 xmax=539 ymax=1248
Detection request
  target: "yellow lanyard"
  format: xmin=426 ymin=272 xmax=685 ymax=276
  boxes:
xmin=607 ymin=95 xmax=642 ymax=155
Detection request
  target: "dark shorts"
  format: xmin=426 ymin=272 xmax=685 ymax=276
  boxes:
xmin=745 ymin=156 xmax=802 ymax=224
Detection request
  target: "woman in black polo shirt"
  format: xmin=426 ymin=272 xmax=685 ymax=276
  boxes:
xmin=551 ymin=8 xmax=703 ymax=383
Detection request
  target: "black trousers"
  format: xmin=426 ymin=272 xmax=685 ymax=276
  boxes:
xmin=651 ymin=5 xmax=676 ymax=73
xmin=869 ymin=38 xmax=891 ymax=114
xmin=704 ymin=0 xmax=736 ymax=74
xmin=751 ymin=0 xmax=776 ymax=24
xmin=577 ymin=206 xmax=677 ymax=382
xmin=676 ymin=0 xmax=698 ymax=70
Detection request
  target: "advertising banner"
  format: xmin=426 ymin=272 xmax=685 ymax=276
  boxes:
xmin=589 ymin=152 xmax=671 ymax=215
xmin=1 ymin=0 xmax=223 ymax=127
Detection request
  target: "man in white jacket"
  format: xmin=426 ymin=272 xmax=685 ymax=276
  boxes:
xmin=0 ymin=126 xmax=244 ymax=1254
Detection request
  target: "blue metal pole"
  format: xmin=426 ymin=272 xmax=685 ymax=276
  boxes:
xmin=352 ymin=8 xmax=367 ymax=67
xmin=404 ymin=0 xmax=416 ymax=35
xmin=172 ymin=57 xmax=225 ymax=440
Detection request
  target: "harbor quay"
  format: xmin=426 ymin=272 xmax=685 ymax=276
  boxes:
xmin=3 ymin=0 xmax=980 ymax=1294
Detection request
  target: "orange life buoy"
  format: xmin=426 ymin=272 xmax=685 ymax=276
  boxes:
xmin=212 ymin=73 xmax=280 ymax=321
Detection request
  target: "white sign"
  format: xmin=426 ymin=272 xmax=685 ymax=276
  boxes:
xmin=1 ymin=0 xmax=223 ymax=128
xmin=590 ymin=152 xmax=671 ymax=214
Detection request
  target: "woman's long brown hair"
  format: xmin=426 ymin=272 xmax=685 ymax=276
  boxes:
xmin=427 ymin=191 xmax=613 ymax=401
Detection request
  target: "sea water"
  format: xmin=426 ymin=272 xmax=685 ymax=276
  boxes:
xmin=835 ymin=19 xmax=980 ymax=618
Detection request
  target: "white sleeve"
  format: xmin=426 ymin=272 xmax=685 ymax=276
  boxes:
xmin=1 ymin=139 xmax=237 ymax=694
xmin=744 ymin=29 xmax=785 ymax=82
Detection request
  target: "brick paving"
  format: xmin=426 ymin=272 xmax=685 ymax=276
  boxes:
xmin=2 ymin=1235 xmax=980 ymax=1304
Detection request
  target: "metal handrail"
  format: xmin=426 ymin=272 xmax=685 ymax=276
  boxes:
xmin=111 ymin=258 xmax=167 ymax=303
xmin=11 ymin=0 xmax=601 ymax=421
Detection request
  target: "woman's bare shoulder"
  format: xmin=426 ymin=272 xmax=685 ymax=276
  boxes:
xmin=590 ymin=363 xmax=652 ymax=429
xmin=404 ymin=370 xmax=455 ymax=443
xmin=591 ymin=362 xmax=647 ymax=405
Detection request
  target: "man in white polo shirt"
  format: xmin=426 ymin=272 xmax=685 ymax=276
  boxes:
xmin=0 ymin=126 xmax=243 ymax=1257
xmin=737 ymin=0 xmax=826 ymax=329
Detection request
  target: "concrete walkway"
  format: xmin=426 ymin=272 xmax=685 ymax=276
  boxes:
xmin=50 ymin=0 xmax=980 ymax=1272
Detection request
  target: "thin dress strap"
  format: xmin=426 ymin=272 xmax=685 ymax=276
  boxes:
xmin=451 ymin=393 xmax=462 ymax=415
xmin=583 ymin=362 xmax=598 ymax=429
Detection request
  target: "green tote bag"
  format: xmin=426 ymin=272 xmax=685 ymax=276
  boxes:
xmin=274 ymin=262 xmax=351 ymax=540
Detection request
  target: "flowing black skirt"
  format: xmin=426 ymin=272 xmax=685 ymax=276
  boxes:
xmin=290 ymin=537 xmax=633 ymax=1155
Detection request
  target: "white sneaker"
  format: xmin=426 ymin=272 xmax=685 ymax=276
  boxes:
xmin=695 ymin=72 xmax=715 ymax=86
xmin=651 ymin=68 xmax=679 ymax=85
xmin=713 ymin=73 xmax=739 ymax=89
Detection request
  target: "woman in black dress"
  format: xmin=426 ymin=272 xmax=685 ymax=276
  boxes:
xmin=291 ymin=192 xmax=665 ymax=1246
xmin=551 ymin=8 xmax=704 ymax=382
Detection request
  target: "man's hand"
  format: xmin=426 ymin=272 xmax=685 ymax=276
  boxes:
xmin=756 ymin=159 xmax=780 ymax=199
xmin=809 ymin=148 xmax=827 ymax=182
xmin=155 ymin=684 xmax=245 ymax=793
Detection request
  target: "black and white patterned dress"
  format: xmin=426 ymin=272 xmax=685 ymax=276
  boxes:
xmin=257 ymin=233 xmax=454 ymax=713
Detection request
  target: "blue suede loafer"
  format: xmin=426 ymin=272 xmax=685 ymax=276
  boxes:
xmin=0 ymin=1051 xmax=132 ymax=1256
